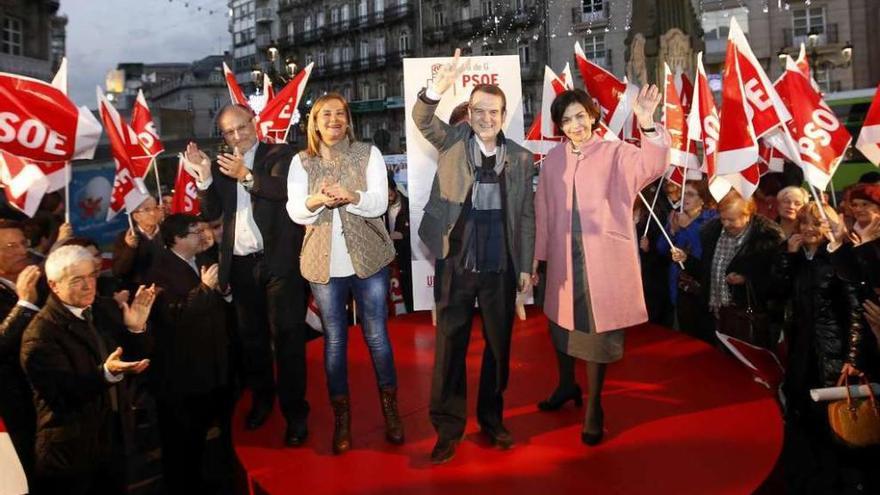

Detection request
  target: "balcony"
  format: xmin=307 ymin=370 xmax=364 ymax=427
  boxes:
xmin=509 ymin=8 xmax=539 ymax=28
xmin=328 ymin=18 xmax=352 ymax=34
xmin=452 ymin=17 xmax=483 ymax=38
xmin=571 ymin=2 xmax=609 ymax=27
xmin=784 ymin=23 xmax=839 ymax=49
xmin=385 ymin=1 xmax=414 ymax=22
xmin=353 ymin=15 xmax=370 ymax=29
xmin=256 ymin=7 xmax=274 ymax=23
xmin=424 ymin=26 xmax=449 ymax=45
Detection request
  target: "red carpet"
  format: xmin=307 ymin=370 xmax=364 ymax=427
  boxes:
xmin=233 ymin=309 xmax=782 ymax=495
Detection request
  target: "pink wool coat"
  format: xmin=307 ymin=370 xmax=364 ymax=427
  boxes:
xmin=534 ymin=130 xmax=670 ymax=333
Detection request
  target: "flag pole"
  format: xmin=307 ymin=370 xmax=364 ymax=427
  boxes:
xmin=64 ymin=163 xmax=71 ymax=224
xmin=680 ymin=139 xmax=693 ymax=213
xmin=642 ymin=173 xmax=666 ymax=238
xmin=152 ymin=157 xmax=162 ymax=199
xmin=638 ymin=192 xmax=684 ymax=269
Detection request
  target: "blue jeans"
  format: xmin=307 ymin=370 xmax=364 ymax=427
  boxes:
xmin=310 ymin=267 xmax=398 ymax=397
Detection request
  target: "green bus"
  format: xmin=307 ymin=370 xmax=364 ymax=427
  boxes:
xmin=826 ymin=87 xmax=878 ymax=189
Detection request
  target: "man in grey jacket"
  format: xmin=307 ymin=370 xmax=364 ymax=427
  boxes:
xmin=412 ymin=49 xmax=535 ymax=464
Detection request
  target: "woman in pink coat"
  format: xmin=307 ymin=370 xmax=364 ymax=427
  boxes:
xmin=533 ymin=87 xmax=668 ymax=445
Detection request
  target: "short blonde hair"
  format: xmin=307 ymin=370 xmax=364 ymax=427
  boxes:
xmin=306 ymin=93 xmax=356 ymax=157
xmin=777 ymin=186 xmax=809 ymax=204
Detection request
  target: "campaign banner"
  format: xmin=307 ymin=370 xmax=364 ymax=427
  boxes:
xmin=69 ymin=161 xmax=130 ymax=250
xmin=403 ymin=55 xmax=525 ymax=311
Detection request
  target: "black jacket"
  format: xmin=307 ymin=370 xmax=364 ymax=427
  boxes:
xmin=0 ymin=283 xmax=38 ymax=431
xmin=198 ymin=142 xmax=304 ymax=287
xmin=111 ymin=227 xmax=166 ymax=291
xmin=20 ymin=295 xmax=145 ymax=476
xmin=145 ymin=249 xmax=231 ymax=398
xmin=686 ymin=215 xmax=785 ymax=311
xmin=772 ymin=247 xmax=864 ymax=406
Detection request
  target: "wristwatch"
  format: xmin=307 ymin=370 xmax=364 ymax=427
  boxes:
xmin=241 ymin=172 xmax=254 ymax=188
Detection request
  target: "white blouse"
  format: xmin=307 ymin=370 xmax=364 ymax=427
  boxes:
xmin=287 ymin=145 xmax=388 ymax=278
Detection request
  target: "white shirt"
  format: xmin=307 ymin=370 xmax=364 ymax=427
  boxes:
xmin=196 ymin=142 xmax=264 ymax=256
xmin=286 ymin=146 xmax=389 ymax=278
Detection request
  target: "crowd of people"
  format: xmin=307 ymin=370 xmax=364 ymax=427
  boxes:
xmin=1 ymin=48 xmax=879 ymax=494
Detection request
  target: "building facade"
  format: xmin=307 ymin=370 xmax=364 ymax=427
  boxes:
xmin=229 ymin=0 xmax=280 ymax=92
xmin=0 ymin=0 xmax=64 ymax=81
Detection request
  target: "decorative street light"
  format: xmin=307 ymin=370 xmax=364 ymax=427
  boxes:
xmin=777 ymin=29 xmax=853 ymax=92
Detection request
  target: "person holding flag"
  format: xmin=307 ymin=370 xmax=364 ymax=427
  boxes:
xmin=533 ymin=85 xmax=667 ymax=446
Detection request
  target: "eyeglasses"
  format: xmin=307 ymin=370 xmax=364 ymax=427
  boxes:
xmin=2 ymin=240 xmax=30 ymax=250
xmin=133 ymin=206 xmax=161 ymax=215
xmin=221 ymin=121 xmax=252 ymax=139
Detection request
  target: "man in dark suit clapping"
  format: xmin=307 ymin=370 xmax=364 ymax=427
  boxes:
xmin=183 ymin=104 xmax=310 ymax=446
xmin=20 ymin=245 xmax=156 ymax=495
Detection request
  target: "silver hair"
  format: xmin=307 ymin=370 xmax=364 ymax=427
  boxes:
xmin=45 ymin=245 xmax=95 ymax=282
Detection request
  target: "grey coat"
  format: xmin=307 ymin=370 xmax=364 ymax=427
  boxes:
xmin=412 ymin=91 xmax=535 ymax=276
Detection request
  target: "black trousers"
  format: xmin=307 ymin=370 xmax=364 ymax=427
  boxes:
xmin=430 ymin=258 xmax=516 ymax=440
xmin=229 ymin=253 xmax=309 ymax=422
xmin=157 ymin=387 xmax=232 ymax=495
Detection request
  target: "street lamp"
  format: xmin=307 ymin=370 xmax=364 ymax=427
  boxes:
xmin=778 ymin=29 xmax=853 ymax=92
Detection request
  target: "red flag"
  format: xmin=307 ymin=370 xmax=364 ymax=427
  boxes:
xmin=716 ymin=43 xmax=760 ymax=183
xmin=130 ymin=89 xmax=165 ymax=156
xmin=170 ymin=155 xmax=200 ymax=215
xmin=0 ymin=71 xmax=101 ymax=162
xmin=98 ymin=88 xmax=150 ymax=220
xmin=523 ymin=65 xmax=572 ymax=159
xmin=0 ymin=151 xmax=68 ymax=217
xmin=687 ymin=52 xmax=731 ymax=201
xmin=256 ymin=62 xmax=314 ymax=144
xmin=573 ymin=41 xmax=639 ymax=135
xmin=223 ymin=62 xmax=249 ymax=107
xmin=262 ymin=73 xmax=276 ymax=102
xmin=855 ymin=84 xmax=880 ymax=166
xmin=775 ymin=57 xmax=851 ymax=189
xmin=794 ymin=43 xmax=821 ymax=93
xmin=675 ymin=67 xmax=694 ymax=117
xmin=662 ymin=63 xmax=698 ymax=170
xmin=758 ymin=139 xmax=785 ymax=173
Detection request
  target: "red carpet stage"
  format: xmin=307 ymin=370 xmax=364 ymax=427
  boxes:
xmin=232 ymin=309 xmax=783 ymax=495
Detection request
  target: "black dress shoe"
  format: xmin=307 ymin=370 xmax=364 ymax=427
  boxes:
xmin=245 ymin=402 xmax=272 ymax=430
xmin=285 ymin=420 xmax=308 ymax=447
xmin=581 ymin=405 xmax=604 ymax=446
xmin=537 ymin=384 xmax=583 ymax=411
xmin=480 ymin=424 xmax=514 ymax=450
xmin=430 ymin=436 xmax=460 ymax=465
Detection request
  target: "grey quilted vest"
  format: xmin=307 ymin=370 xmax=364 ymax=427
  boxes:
xmin=298 ymin=140 xmax=395 ymax=284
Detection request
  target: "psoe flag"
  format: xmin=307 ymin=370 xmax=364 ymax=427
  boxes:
xmin=0 ymin=71 xmax=101 ymax=162
xmin=855 ymin=84 xmax=880 ymax=166
xmin=0 ymin=418 xmax=28 ymax=495
xmin=130 ymin=90 xmax=165 ymax=156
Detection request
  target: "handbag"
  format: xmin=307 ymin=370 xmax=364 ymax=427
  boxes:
xmin=716 ymin=282 xmax=772 ymax=348
xmin=827 ymin=373 xmax=880 ymax=448
xmin=677 ymin=271 xmax=702 ymax=296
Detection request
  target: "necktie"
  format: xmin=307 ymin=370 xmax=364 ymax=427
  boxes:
xmin=83 ymin=307 xmax=119 ymax=412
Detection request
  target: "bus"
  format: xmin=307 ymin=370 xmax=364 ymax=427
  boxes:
xmin=826 ymin=87 xmax=878 ymax=189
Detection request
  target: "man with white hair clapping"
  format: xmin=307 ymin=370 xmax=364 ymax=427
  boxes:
xmin=20 ymin=245 xmax=156 ymax=495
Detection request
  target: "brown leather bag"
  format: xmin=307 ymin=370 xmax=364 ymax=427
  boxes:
xmin=827 ymin=373 xmax=880 ymax=448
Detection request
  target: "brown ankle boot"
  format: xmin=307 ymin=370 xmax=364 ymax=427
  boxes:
xmin=330 ymin=395 xmax=351 ymax=454
xmin=380 ymin=387 xmax=405 ymax=445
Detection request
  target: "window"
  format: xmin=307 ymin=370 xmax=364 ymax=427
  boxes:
xmin=375 ymin=37 xmax=386 ymax=58
xmin=342 ymin=45 xmax=353 ymax=62
xmin=332 ymin=47 xmax=341 ymax=64
xmin=317 ymin=51 xmax=326 ymax=68
xmin=304 ymin=15 xmax=312 ymax=31
xmin=434 ymin=7 xmax=445 ymax=27
xmin=515 ymin=0 xmax=525 ymax=10
xmin=376 ymin=0 xmax=385 ymax=13
xmin=460 ymin=4 xmax=470 ymax=20
xmin=378 ymin=81 xmax=387 ymax=100
xmin=518 ymin=43 xmax=530 ymax=65
xmin=341 ymin=4 xmax=350 ymax=21
xmin=813 ymin=67 xmax=832 ymax=93
xmin=287 ymin=21 xmax=295 ymax=38
xmin=582 ymin=34 xmax=606 ymax=67
xmin=523 ymin=92 xmax=533 ymax=115
xmin=316 ymin=11 xmax=325 ymax=27
xmin=361 ymin=82 xmax=371 ymax=100
xmin=702 ymin=7 xmax=749 ymax=41
xmin=360 ymin=40 xmax=370 ymax=60
xmin=331 ymin=7 xmax=339 ymax=24
xmin=362 ymin=121 xmax=372 ymax=140
xmin=359 ymin=0 xmax=368 ymax=17
xmin=399 ymin=30 xmax=410 ymax=51
xmin=793 ymin=6 xmax=826 ymax=36
xmin=581 ymin=0 xmax=603 ymax=14
xmin=481 ymin=1 xmax=493 ymax=17
xmin=343 ymin=85 xmax=353 ymax=101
